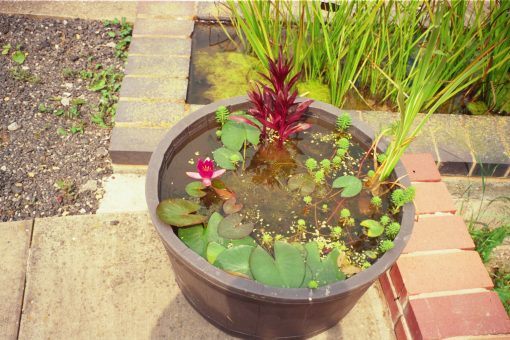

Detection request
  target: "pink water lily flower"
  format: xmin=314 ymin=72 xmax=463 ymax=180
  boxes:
xmin=186 ymin=157 xmax=226 ymax=187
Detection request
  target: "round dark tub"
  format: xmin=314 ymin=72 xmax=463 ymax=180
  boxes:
xmin=146 ymin=96 xmax=414 ymax=339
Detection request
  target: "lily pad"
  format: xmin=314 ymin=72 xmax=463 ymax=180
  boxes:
xmin=217 ymin=213 xmax=253 ymax=239
xmin=156 ymin=199 xmax=206 ymax=227
xmin=212 ymin=147 xmax=243 ymax=170
xmin=178 ymin=225 xmax=207 ymax=257
xmin=228 ymin=236 xmax=257 ymax=247
xmin=288 ymin=173 xmax=315 ymax=195
xmin=185 ymin=181 xmax=206 ymax=198
xmin=332 ymin=175 xmax=362 ymax=198
xmin=221 ymin=115 xmax=261 ymax=151
xmin=214 ymin=245 xmax=254 ymax=278
xmin=206 ymin=242 xmax=226 ymax=264
xmin=204 ymin=212 xmax=225 ymax=245
xmin=250 ymin=241 xmax=306 ymax=288
xmin=303 ymin=242 xmax=345 ymax=287
xmin=360 ymin=219 xmax=384 ymax=237
xmin=223 ymin=197 xmax=243 ymax=215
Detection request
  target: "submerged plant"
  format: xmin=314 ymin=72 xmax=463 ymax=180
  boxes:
xmin=233 ymin=49 xmax=313 ymax=145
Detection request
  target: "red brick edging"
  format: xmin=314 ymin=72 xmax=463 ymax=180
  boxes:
xmin=379 ymin=153 xmax=510 ymax=339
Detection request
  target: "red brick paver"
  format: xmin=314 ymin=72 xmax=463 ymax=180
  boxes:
xmin=396 ymin=251 xmax=493 ymax=296
xmin=405 ymin=291 xmax=510 ymax=339
xmin=401 ymin=153 xmax=441 ymax=182
xmin=413 ymin=181 xmax=456 ymax=215
xmin=404 ymin=215 xmax=475 ymax=253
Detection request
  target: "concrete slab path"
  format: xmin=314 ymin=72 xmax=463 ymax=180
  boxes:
xmin=1 ymin=213 xmax=394 ymax=339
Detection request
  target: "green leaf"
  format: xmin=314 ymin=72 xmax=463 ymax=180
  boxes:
xmin=56 ymin=127 xmax=67 ymax=136
xmin=107 ymin=31 xmax=116 ymax=38
xmin=303 ymin=242 xmax=345 ymax=287
xmin=206 ymin=242 xmax=226 ymax=264
xmin=12 ymin=51 xmax=26 ymax=64
xmin=288 ymin=173 xmax=315 ymax=195
xmin=217 ymin=213 xmax=253 ymax=239
xmin=221 ymin=116 xmax=260 ymax=151
xmin=214 ymin=245 xmax=254 ymax=278
xmin=250 ymin=246 xmax=284 ymax=287
xmin=185 ymin=181 xmax=206 ymax=198
xmin=203 ymin=212 xmax=225 ymax=245
xmin=332 ymin=175 xmax=362 ymax=198
xmin=361 ymin=219 xmax=384 ymax=237
xmin=228 ymin=236 xmax=257 ymax=247
xmin=156 ymin=199 xmax=206 ymax=227
xmin=212 ymin=147 xmax=242 ymax=170
xmin=274 ymin=241 xmax=306 ymax=288
xmin=89 ymin=79 xmax=106 ymax=91
xmin=178 ymin=225 xmax=207 ymax=257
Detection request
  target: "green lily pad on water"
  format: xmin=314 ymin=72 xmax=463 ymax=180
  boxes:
xmin=217 ymin=213 xmax=254 ymax=239
xmin=185 ymin=181 xmax=206 ymax=198
xmin=361 ymin=219 xmax=384 ymax=237
xmin=156 ymin=198 xmax=206 ymax=227
xmin=332 ymin=175 xmax=362 ymax=198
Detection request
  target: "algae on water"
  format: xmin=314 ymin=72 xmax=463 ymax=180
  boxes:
xmin=194 ymin=51 xmax=262 ymax=102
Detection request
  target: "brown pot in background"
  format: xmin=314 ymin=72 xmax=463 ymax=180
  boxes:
xmin=146 ymin=96 xmax=415 ymax=339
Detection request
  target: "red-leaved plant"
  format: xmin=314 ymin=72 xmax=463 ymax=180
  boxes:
xmin=231 ymin=49 xmax=313 ymax=146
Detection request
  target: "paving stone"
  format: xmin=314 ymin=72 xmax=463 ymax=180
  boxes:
xmin=129 ymin=37 xmax=191 ymax=56
xmin=119 ymin=76 xmax=188 ymax=101
xmin=401 ymin=153 xmax=441 ymax=182
xmin=109 ymin=126 xmax=169 ymax=165
xmin=133 ymin=18 xmax=194 ymax=37
xmin=405 ymin=292 xmax=510 ymax=338
xmin=125 ymin=55 xmax=190 ymax=78
xmin=17 ymin=213 xmax=228 ymax=339
xmin=196 ymin=1 xmax=231 ymax=20
xmin=0 ymin=220 xmax=32 ymax=340
xmin=395 ymin=251 xmax=493 ymax=296
xmin=404 ymin=215 xmax=475 ymax=253
xmin=115 ymin=100 xmax=187 ymax=125
xmin=413 ymin=181 xmax=456 ymax=215
xmin=16 ymin=213 xmax=393 ymax=339
xmin=136 ymin=1 xmax=197 ymax=19
xmin=394 ymin=316 xmax=411 ymax=340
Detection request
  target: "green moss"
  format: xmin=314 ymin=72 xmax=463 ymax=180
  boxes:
xmin=194 ymin=51 xmax=262 ymax=102
xmin=297 ymin=80 xmax=331 ymax=103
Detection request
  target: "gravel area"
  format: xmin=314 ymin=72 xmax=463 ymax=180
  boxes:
xmin=0 ymin=14 xmax=129 ymax=221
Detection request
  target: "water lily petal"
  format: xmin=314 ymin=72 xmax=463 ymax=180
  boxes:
xmin=211 ymin=169 xmax=226 ymax=179
xmin=186 ymin=171 xmax=202 ymax=180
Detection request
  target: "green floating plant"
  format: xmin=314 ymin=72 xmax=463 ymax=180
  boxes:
xmin=379 ymin=240 xmax=394 ymax=253
xmin=336 ymin=113 xmax=352 ymax=132
xmin=391 ymin=186 xmax=415 ymax=213
xmin=385 ymin=222 xmax=401 ymax=239
xmin=287 ymin=173 xmax=315 ymax=195
xmin=332 ymin=175 xmax=362 ymax=198
xmin=156 ymin=199 xmax=206 ymax=227
xmin=215 ymin=105 xmax=230 ymax=126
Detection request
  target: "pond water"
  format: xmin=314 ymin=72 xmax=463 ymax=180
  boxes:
xmin=160 ymin=120 xmax=397 ymax=267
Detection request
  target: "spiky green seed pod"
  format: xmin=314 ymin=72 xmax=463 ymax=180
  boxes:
xmin=362 ymin=261 xmax=371 ymax=269
xmin=385 ymin=222 xmax=401 ymax=239
xmin=379 ymin=240 xmax=394 ymax=253
xmin=215 ymin=105 xmax=230 ymax=126
xmin=321 ymin=204 xmax=329 ymax=212
xmin=336 ymin=113 xmax=352 ymax=132
xmin=403 ymin=186 xmax=415 ymax=203
xmin=297 ymin=219 xmax=306 ymax=226
xmin=367 ymin=170 xmax=375 ymax=178
xmin=331 ymin=226 xmax=342 ymax=238
xmin=336 ymin=137 xmax=350 ymax=150
xmin=314 ymin=169 xmax=325 ymax=184
xmin=308 ymin=280 xmax=319 ymax=289
xmin=391 ymin=189 xmax=406 ymax=207
xmin=261 ymin=232 xmax=273 ymax=245
xmin=305 ymin=158 xmax=318 ymax=171
xmin=332 ymin=156 xmax=342 ymax=166
xmin=380 ymin=215 xmax=391 ymax=226
xmin=340 ymin=208 xmax=351 ymax=218
xmin=303 ymin=196 xmax=312 ymax=204
xmin=320 ymin=159 xmax=331 ymax=171
xmin=336 ymin=148 xmax=346 ymax=157
xmin=371 ymin=196 xmax=382 ymax=208
xmin=274 ymin=234 xmax=284 ymax=241
xmin=377 ymin=153 xmax=387 ymax=163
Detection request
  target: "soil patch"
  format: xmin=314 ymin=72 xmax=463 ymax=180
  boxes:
xmin=0 ymin=14 xmax=129 ymax=221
